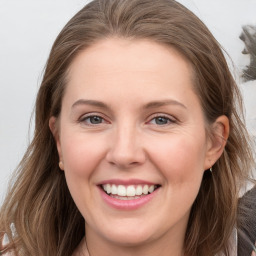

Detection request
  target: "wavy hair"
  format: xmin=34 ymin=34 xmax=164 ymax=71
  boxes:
xmin=0 ymin=0 xmax=255 ymax=255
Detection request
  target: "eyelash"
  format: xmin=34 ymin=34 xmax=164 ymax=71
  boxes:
xmin=78 ymin=113 xmax=177 ymax=127
xmin=147 ymin=114 xmax=177 ymax=126
xmin=79 ymin=113 xmax=109 ymax=126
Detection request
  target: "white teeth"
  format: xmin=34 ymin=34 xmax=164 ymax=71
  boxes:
xmin=110 ymin=195 xmax=141 ymax=200
xmin=127 ymin=185 xmax=136 ymax=196
xmin=142 ymin=185 xmax=149 ymax=194
xmin=106 ymin=184 xmax=111 ymax=194
xmin=136 ymin=186 xmax=142 ymax=196
xmin=111 ymin=184 xmax=117 ymax=195
xmin=149 ymin=185 xmax=154 ymax=193
xmin=117 ymin=185 xmax=126 ymax=196
xmin=102 ymin=184 xmax=157 ymax=197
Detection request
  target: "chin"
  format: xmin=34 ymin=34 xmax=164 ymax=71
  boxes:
xmin=106 ymin=233 xmax=153 ymax=247
xmin=99 ymin=222 xmax=157 ymax=246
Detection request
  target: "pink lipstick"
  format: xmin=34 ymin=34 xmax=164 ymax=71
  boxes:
xmin=98 ymin=179 xmax=160 ymax=210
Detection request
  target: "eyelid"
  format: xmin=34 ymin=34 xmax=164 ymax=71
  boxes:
xmin=146 ymin=113 xmax=178 ymax=125
xmin=78 ymin=112 xmax=110 ymax=125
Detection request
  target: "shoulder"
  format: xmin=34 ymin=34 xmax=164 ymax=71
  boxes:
xmin=238 ymin=186 xmax=256 ymax=256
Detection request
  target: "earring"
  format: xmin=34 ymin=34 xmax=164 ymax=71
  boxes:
xmin=210 ymin=167 xmax=213 ymax=172
xmin=59 ymin=161 xmax=64 ymax=170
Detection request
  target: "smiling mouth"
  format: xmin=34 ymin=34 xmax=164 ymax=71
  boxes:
xmin=101 ymin=184 xmax=161 ymax=200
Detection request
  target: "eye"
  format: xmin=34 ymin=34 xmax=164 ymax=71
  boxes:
xmin=79 ymin=114 xmax=108 ymax=126
xmin=148 ymin=114 xmax=176 ymax=126
xmin=87 ymin=116 xmax=103 ymax=124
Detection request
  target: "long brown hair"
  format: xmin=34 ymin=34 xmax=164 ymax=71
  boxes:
xmin=0 ymin=0 xmax=255 ymax=255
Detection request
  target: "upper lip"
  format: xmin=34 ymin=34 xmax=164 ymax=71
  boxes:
xmin=98 ymin=179 xmax=159 ymax=186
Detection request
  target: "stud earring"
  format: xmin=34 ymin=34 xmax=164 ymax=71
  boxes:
xmin=59 ymin=161 xmax=64 ymax=170
xmin=210 ymin=167 xmax=213 ymax=172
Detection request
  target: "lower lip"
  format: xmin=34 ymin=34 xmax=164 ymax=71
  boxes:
xmin=98 ymin=187 xmax=159 ymax=210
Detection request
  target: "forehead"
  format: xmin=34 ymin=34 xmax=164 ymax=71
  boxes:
xmin=68 ymin=38 xmax=193 ymax=74
xmin=65 ymin=38 xmax=195 ymax=98
xmin=60 ymin=37 xmax=206 ymax=130
xmin=63 ymin=38 xmax=200 ymax=115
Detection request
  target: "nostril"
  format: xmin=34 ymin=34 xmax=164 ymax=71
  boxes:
xmin=106 ymin=152 xmax=144 ymax=168
xmin=106 ymin=146 xmax=147 ymax=168
xmin=105 ymin=134 xmax=146 ymax=167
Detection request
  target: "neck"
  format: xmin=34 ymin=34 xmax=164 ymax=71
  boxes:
xmin=72 ymin=238 xmax=89 ymax=256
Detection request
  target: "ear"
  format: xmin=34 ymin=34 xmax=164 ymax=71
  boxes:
xmin=204 ymin=115 xmax=229 ymax=170
xmin=49 ymin=116 xmax=64 ymax=170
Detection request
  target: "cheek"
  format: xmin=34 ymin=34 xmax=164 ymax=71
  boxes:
xmin=60 ymin=132 xmax=107 ymax=179
xmin=143 ymin=134 xmax=207 ymax=229
xmin=59 ymin=132 xmax=107 ymax=216
xmin=148 ymin=134 xmax=207 ymax=185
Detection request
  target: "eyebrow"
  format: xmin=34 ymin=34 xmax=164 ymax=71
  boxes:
xmin=144 ymin=99 xmax=187 ymax=109
xmin=72 ymin=99 xmax=110 ymax=110
xmin=71 ymin=99 xmax=187 ymax=110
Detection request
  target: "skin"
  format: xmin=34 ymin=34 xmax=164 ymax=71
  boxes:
xmin=50 ymin=38 xmax=229 ymax=256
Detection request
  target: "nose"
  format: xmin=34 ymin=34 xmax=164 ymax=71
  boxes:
xmin=106 ymin=124 xmax=146 ymax=169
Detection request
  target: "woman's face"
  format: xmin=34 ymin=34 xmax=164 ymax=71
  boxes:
xmin=51 ymin=38 xmax=220 ymax=249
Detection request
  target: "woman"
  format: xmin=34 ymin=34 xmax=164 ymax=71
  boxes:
xmin=0 ymin=0 xmax=255 ymax=255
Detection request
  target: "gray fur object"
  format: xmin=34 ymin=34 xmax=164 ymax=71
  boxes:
xmin=240 ymin=25 xmax=256 ymax=81
xmin=237 ymin=186 xmax=256 ymax=256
